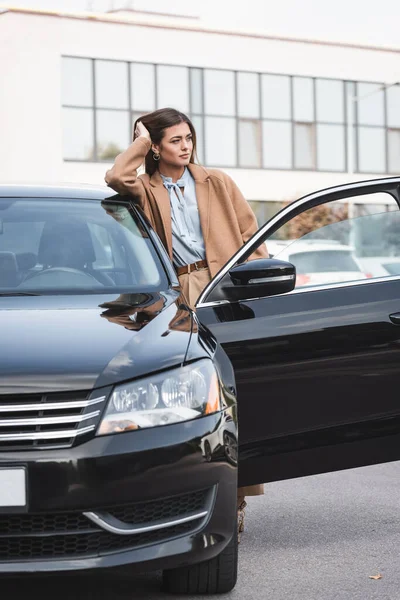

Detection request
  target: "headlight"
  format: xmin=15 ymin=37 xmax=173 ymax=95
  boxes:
xmin=97 ymin=359 xmax=220 ymax=435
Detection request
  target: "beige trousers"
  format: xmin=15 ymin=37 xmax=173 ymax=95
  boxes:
xmin=178 ymin=267 xmax=264 ymax=500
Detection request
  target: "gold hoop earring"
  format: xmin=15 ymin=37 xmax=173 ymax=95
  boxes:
xmin=153 ymin=152 xmax=160 ymax=161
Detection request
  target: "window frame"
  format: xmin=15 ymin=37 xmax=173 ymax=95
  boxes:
xmin=62 ymin=56 xmax=399 ymax=175
xmin=196 ymin=177 xmax=400 ymax=308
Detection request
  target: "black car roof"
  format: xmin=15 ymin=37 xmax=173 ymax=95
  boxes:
xmin=0 ymin=184 xmax=119 ymax=201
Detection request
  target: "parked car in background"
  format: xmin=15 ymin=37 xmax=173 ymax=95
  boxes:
xmin=357 ymin=256 xmax=400 ymax=278
xmin=274 ymin=240 xmax=370 ymax=286
xmin=200 ymin=411 xmax=237 ymax=465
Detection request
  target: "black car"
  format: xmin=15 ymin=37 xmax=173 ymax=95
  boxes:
xmin=1 ymin=178 xmax=400 ymax=595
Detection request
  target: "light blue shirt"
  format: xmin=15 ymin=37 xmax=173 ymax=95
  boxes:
xmin=161 ymin=168 xmax=206 ymax=268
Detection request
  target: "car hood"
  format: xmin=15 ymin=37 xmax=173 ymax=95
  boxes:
xmin=0 ymin=290 xmax=193 ymax=394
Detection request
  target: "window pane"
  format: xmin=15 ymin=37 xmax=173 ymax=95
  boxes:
xmin=357 ymin=83 xmax=385 ymax=126
xmin=249 ymin=201 xmax=284 ymax=228
xmin=294 ymin=123 xmax=315 ymax=169
xmin=388 ymin=129 xmax=400 ymax=173
xmin=63 ymin=108 xmax=94 ymax=160
xmin=348 ymin=125 xmax=358 ymax=172
xmin=190 ymin=68 xmax=203 ymax=114
xmin=387 ymin=85 xmax=400 ymax=128
xmin=191 ymin=116 xmax=204 ymax=163
xmin=95 ymin=60 xmax=128 ymax=109
xmin=289 ymin=250 xmax=360 ymax=273
xmin=131 ymin=63 xmax=155 ymax=111
xmin=317 ymin=124 xmax=345 ymax=171
xmin=271 ymin=200 xmax=400 ymax=285
xmin=293 ymin=77 xmax=314 ymax=122
xmin=237 ymin=72 xmax=260 ymax=118
xmin=316 ymin=79 xmax=344 ymax=123
xmin=261 ymin=74 xmax=291 ymax=119
xmin=157 ymin=66 xmax=189 ymax=112
xmin=349 ymin=200 xmax=400 ymax=261
xmin=205 ymin=117 xmax=236 ymax=166
xmin=88 ymin=224 xmax=114 ymax=268
xmin=204 ymin=70 xmax=235 ymax=116
xmin=262 ymin=121 xmax=292 ymax=169
xmin=346 ymin=81 xmax=356 ymax=125
xmin=96 ymin=110 xmax=130 ymax=161
xmin=238 ymin=120 xmax=261 ymax=167
xmin=62 ymin=57 xmax=93 ymax=107
xmin=0 ymin=198 xmax=165 ymax=292
xmin=132 ymin=111 xmax=150 ymax=137
xmin=358 ymin=127 xmax=386 ymax=172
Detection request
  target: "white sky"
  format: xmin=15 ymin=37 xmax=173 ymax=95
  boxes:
xmin=2 ymin=0 xmax=400 ymax=48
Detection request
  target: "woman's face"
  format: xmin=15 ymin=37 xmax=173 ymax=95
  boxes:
xmin=153 ymin=122 xmax=193 ymax=170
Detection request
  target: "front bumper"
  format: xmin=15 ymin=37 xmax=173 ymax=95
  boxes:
xmin=0 ymin=410 xmax=237 ymax=573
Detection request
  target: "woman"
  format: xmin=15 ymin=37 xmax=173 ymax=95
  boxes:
xmin=105 ymin=107 xmax=267 ymax=540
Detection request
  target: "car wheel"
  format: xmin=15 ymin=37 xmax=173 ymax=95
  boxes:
xmin=204 ymin=440 xmax=212 ymax=462
xmin=162 ymin=522 xmax=238 ymax=595
xmin=223 ymin=432 xmax=238 ymax=465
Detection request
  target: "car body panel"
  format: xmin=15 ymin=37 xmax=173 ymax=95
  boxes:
xmin=199 ymin=277 xmax=400 ymax=486
xmin=0 ymin=410 xmax=237 ymax=572
xmin=0 ymin=291 xmax=191 ymax=394
xmin=196 ymin=176 xmax=400 ymax=487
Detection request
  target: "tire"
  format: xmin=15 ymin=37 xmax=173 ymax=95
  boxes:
xmin=162 ymin=523 xmax=238 ymax=595
xmin=204 ymin=440 xmax=212 ymax=462
xmin=223 ymin=432 xmax=238 ymax=466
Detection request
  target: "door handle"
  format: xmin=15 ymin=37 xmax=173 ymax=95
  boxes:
xmin=389 ymin=312 xmax=400 ymax=325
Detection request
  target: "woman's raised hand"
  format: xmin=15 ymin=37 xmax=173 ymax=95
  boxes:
xmin=134 ymin=121 xmax=151 ymax=141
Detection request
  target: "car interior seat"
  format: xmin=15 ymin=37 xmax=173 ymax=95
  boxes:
xmin=25 ymin=221 xmax=114 ymax=286
xmin=0 ymin=251 xmax=19 ymax=288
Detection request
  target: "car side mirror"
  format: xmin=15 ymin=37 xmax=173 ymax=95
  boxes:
xmin=203 ymin=258 xmax=296 ymax=304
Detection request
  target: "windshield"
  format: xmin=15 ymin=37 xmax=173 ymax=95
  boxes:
xmin=0 ymin=197 xmax=167 ymax=294
xmin=288 ymin=250 xmax=361 ymax=273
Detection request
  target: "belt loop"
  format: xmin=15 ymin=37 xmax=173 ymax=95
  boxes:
xmin=188 ymin=263 xmax=191 ymax=274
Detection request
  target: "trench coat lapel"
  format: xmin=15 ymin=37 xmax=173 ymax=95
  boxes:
xmin=149 ymin=170 xmax=173 ymax=258
xmin=188 ymin=163 xmax=210 ymax=244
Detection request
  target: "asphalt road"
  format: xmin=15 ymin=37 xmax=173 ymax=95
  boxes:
xmin=3 ymin=461 xmax=400 ymax=600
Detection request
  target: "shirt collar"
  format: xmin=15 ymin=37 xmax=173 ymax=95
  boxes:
xmin=160 ymin=167 xmax=190 ymax=187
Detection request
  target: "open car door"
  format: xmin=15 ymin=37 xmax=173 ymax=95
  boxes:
xmin=196 ymin=177 xmax=400 ymax=488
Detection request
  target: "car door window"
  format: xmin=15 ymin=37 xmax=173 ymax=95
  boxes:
xmin=267 ymin=192 xmax=400 ymax=288
xmin=197 ymin=182 xmax=400 ymax=307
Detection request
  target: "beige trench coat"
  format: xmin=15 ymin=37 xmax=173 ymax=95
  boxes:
xmin=104 ymin=136 xmax=267 ymax=277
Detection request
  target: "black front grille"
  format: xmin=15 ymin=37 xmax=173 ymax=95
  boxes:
xmin=0 ymin=512 xmax=98 ymax=535
xmin=109 ymin=488 xmax=209 ymax=524
xmin=0 ymin=521 xmax=196 ymax=561
xmin=0 ymin=489 xmax=211 ymax=561
xmin=0 ymin=390 xmax=106 ymax=450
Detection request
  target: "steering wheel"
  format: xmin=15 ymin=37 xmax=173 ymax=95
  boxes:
xmin=19 ymin=267 xmax=106 ymax=288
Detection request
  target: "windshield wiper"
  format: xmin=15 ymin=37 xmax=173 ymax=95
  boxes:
xmin=0 ymin=292 xmax=42 ymax=296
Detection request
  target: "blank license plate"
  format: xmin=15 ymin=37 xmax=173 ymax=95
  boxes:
xmin=0 ymin=468 xmax=26 ymax=507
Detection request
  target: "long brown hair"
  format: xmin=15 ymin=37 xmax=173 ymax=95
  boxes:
xmin=133 ymin=108 xmax=198 ymax=176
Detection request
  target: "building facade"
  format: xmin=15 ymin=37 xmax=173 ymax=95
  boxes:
xmin=1 ymin=6 xmax=400 ymax=223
